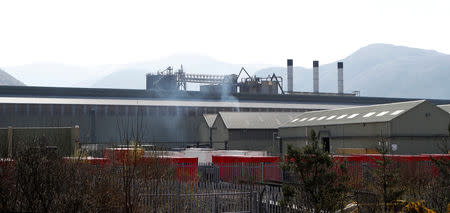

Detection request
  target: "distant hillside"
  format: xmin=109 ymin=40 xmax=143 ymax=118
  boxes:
xmin=92 ymin=54 xmax=269 ymax=89
xmin=4 ymin=63 xmax=113 ymax=87
xmin=3 ymin=54 xmax=269 ymax=89
xmin=3 ymin=44 xmax=450 ymax=99
xmin=0 ymin=68 xmax=25 ymax=86
xmin=254 ymin=44 xmax=450 ymax=99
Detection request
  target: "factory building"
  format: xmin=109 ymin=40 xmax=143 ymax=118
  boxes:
xmin=1 ymin=58 xmax=450 ymax=150
xmin=210 ymin=112 xmax=301 ymax=153
xmin=279 ymin=100 xmax=450 ymax=155
xmin=438 ymin=104 xmax=450 ymax=114
xmin=0 ymin=93 xmax=350 ymax=146
xmin=198 ymin=114 xmax=218 ymax=146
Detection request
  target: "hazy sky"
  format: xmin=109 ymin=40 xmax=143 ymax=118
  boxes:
xmin=1 ymin=0 xmax=449 ymax=68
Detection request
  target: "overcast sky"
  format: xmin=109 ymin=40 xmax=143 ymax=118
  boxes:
xmin=1 ymin=0 xmax=449 ymax=68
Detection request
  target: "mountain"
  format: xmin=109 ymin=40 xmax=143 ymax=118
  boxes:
xmin=254 ymin=44 xmax=450 ymax=99
xmin=0 ymin=68 xmax=25 ymax=86
xmin=3 ymin=44 xmax=450 ymax=99
xmin=92 ymin=54 xmax=269 ymax=90
xmin=3 ymin=54 xmax=270 ymax=89
xmin=4 ymin=63 xmax=117 ymax=87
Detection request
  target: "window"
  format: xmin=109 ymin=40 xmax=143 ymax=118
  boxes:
xmin=376 ymin=111 xmax=389 ymax=116
xmin=336 ymin=114 xmax=348 ymax=119
xmin=391 ymin=110 xmax=404 ymax=115
xmin=347 ymin=113 xmax=359 ymax=119
xmin=363 ymin=112 xmax=376 ymax=117
xmin=300 ymin=118 xmax=308 ymax=122
xmin=317 ymin=116 xmax=327 ymax=120
xmin=308 ymin=117 xmax=317 ymax=121
xmin=326 ymin=115 xmax=337 ymax=120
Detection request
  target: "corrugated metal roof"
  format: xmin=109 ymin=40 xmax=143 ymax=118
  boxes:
xmin=0 ymin=97 xmax=359 ymax=110
xmin=218 ymin=112 xmax=303 ymax=129
xmin=203 ymin=114 xmax=217 ymax=128
xmin=438 ymin=104 xmax=450 ymax=113
xmin=281 ymin=100 xmax=426 ymax=128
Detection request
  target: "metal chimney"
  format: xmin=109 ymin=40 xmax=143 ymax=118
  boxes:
xmin=287 ymin=59 xmax=293 ymax=93
xmin=313 ymin=60 xmax=319 ymax=93
xmin=338 ymin=62 xmax=344 ymax=94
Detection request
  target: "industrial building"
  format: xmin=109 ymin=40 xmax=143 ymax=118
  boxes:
xmin=438 ymin=104 xmax=450 ymax=114
xmin=198 ymin=114 xmax=218 ymax=146
xmin=210 ymin=112 xmax=301 ymax=153
xmin=279 ymin=100 xmax=450 ymax=155
xmin=0 ymin=94 xmax=355 ymax=146
xmin=1 ymin=59 xmax=450 ymax=150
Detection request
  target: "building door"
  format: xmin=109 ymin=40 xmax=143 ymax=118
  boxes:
xmin=322 ymin=137 xmax=330 ymax=153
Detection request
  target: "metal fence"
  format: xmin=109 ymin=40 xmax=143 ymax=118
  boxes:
xmin=184 ymin=162 xmax=283 ymax=183
xmin=138 ymin=180 xmax=293 ymax=213
xmin=141 ymin=191 xmax=256 ymax=212
xmin=192 ymin=160 xmax=441 ymax=186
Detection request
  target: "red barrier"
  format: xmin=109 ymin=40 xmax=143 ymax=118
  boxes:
xmin=330 ymin=154 xmax=450 ymax=187
xmin=170 ymin=156 xmax=198 ymax=181
xmin=139 ymin=156 xmax=198 ymax=181
xmin=104 ymin=148 xmax=144 ymax=165
xmin=212 ymin=155 xmax=281 ymax=183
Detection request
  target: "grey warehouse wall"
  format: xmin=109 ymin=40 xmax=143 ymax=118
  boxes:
xmin=0 ymin=103 xmax=303 ymax=146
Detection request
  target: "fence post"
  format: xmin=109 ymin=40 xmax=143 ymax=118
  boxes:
xmin=241 ymin=162 xmax=244 ymax=182
xmin=7 ymin=126 xmax=13 ymax=158
xmin=261 ymin=162 xmax=264 ymax=183
xmin=72 ymin=125 xmax=80 ymax=155
xmin=252 ymin=191 xmax=258 ymax=213
xmin=213 ymin=194 xmax=217 ymax=213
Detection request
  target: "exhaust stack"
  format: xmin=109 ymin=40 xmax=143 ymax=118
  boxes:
xmin=313 ymin=60 xmax=319 ymax=93
xmin=287 ymin=59 xmax=293 ymax=93
xmin=338 ymin=62 xmax=344 ymax=94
